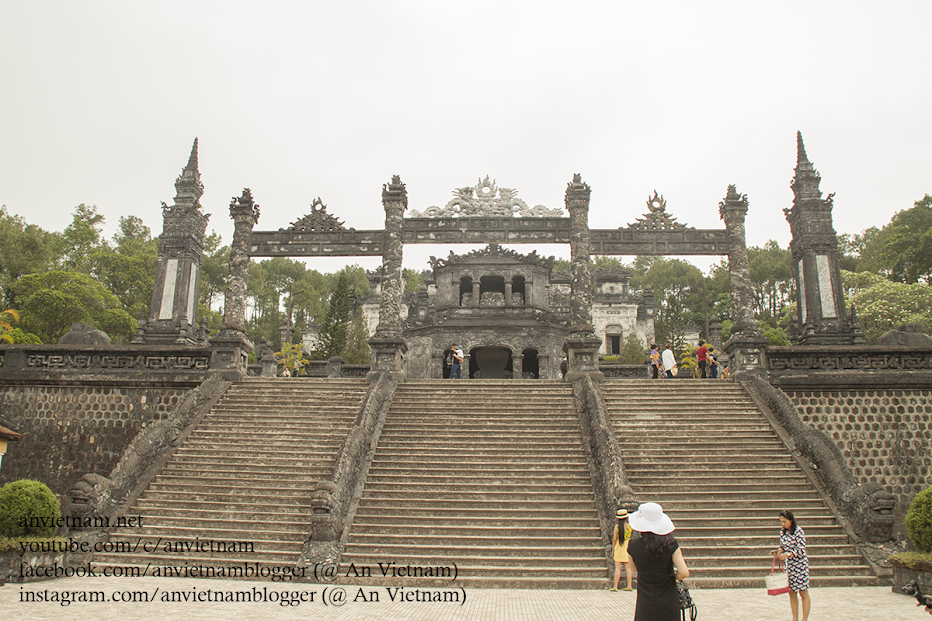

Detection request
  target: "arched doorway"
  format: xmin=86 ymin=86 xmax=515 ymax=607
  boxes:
xmin=469 ymin=346 xmax=512 ymax=379
xmin=521 ymin=348 xmax=540 ymax=379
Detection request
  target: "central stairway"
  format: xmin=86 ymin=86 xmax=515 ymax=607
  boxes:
xmin=603 ymin=379 xmax=878 ymax=588
xmin=340 ymin=379 xmax=607 ymax=589
xmin=94 ymin=378 xmax=367 ymax=575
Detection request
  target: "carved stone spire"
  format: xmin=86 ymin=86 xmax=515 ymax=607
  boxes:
xmin=172 ymin=138 xmax=204 ymax=212
xmin=784 ymin=133 xmax=855 ymax=344
xmin=790 ymin=131 xmax=823 ymax=206
xmin=145 ymin=139 xmax=210 ymax=345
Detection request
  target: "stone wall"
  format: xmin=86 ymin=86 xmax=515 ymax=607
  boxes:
xmin=786 ymin=388 xmax=932 ymax=534
xmin=0 ymin=384 xmax=188 ymax=499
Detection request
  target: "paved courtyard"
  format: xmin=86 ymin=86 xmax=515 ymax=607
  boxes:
xmin=0 ymin=577 xmax=921 ymax=620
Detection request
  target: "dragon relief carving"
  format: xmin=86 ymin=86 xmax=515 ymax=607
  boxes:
xmin=284 ymin=198 xmax=348 ymax=232
xmin=627 ymin=191 xmax=690 ymax=230
xmin=410 ymin=176 xmax=564 ymax=218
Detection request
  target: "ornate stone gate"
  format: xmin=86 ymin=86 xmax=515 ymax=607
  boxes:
xmin=146 ymin=134 xmax=861 ymax=380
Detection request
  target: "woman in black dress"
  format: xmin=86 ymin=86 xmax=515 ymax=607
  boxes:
xmin=626 ymin=502 xmax=690 ymax=621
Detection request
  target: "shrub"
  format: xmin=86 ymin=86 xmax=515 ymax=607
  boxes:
xmin=906 ymin=487 xmax=932 ymax=553
xmin=0 ymin=480 xmax=61 ymax=538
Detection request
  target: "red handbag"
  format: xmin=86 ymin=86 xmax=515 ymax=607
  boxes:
xmin=765 ymin=557 xmax=791 ymax=596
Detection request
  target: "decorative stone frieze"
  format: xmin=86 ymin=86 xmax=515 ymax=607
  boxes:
xmin=284 ymin=197 xmax=346 ymax=231
xmin=628 ymin=191 xmax=689 ymax=230
xmin=409 ymin=176 xmax=564 ymax=218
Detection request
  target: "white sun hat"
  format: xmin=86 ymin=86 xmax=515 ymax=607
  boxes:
xmin=628 ymin=502 xmax=675 ymax=535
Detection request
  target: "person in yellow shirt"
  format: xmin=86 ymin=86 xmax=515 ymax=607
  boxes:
xmin=611 ymin=508 xmax=635 ymax=591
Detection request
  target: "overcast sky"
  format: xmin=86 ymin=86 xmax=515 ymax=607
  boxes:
xmin=1 ymin=1 xmax=929 ymax=274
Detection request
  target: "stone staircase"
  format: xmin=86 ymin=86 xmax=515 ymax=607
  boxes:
xmin=340 ymin=379 xmax=607 ymax=589
xmin=603 ymin=379 xmax=878 ymax=588
xmin=94 ymin=378 xmax=367 ymax=577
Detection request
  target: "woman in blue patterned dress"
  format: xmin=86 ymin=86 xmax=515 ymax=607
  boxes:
xmin=771 ymin=509 xmax=810 ymax=621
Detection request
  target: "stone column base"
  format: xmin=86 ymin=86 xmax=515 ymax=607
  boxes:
xmin=563 ymin=334 xmax=604 ymax=382
xmin=723 ymin=333 xmax=769 ymax=376
xmin=208 ymin=331 xmax=254 ymax=381
xmin=366 ymin=334 xmax=408 ymax=383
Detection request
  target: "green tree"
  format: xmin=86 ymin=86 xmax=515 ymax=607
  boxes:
xmin=0 ymin=206 xmax=57 ymax=305
xmin=881 ymin=194 xmax=932 ymax=284
xmin=10 ymin=271 xmax=136 ymax=343
xmin=618 ymin=331 xmax=647 ymax=365
xmin=88 ymin=216 xmax=158 ymax=321
xmin=199 ymin=232 xmax=229 ymax=311
xmin=631 ymin=257 xmax=704 ymax=348
xmin=838 ymin=226 xmax=890 ymax=275
xmin=314 ymin=271 xmax=352 ymax=359
xmin=57 ymin=204 xmax=107 ymax=272
xmin=748 ymin=240 xmax=793 ymax=320
xmin=842 ymin=270 xmax=932 ymax=343
xmin=342 ymin=311 xmax=371 ymax=364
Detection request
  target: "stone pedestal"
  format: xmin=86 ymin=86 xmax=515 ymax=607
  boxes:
xmin=366 ymin=335 xmax=407 ymax=383
xmin=209 ymin=331 xmax=254 ymax=381
xmin=723 ymin=333 xmax=769 ymax=376
xmin=564 ymin=334 xmax=604 ymax=383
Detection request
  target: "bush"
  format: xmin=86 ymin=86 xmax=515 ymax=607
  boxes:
xmin=906 ymin=487 xmax=932 ymax=553
xmin=0 ymin=480 xmax=61 ymax=538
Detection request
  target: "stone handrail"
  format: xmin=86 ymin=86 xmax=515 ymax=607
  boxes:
xmin=572 ymin=375 xmax=638 ymax=552
xmin=737 ymin=373 xmax=895 ymax=542
xmin=68 ymin=374 xmax=231 ymax=529
xmin=302 ymin=374 xmax=397 ymax=565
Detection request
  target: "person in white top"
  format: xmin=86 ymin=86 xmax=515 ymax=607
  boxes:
xmin=660 ymin=343 xmax=677 ymax=378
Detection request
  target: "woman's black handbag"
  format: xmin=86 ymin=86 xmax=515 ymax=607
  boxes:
xmin=677 ymin=580 xmax=697 ymax=620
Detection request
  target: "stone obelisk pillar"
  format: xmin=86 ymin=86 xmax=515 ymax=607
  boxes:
xmin=367 ymin=176 xmax=408 ymax=382
xmin=719 ymin=184 xmax=768 ymax=374
xmin=145 ymin=139 xmax=209 ymax=345
xmin=785 ymin=132 xmax=861 ymax=344
xmin=209 ymin=188 xmax=259 ymax=379
xmin=563 ymin=173 xmax=603 ymax=382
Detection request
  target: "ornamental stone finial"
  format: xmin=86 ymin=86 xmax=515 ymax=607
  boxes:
xmin=382 ymin=175 xmax=408 ymax=209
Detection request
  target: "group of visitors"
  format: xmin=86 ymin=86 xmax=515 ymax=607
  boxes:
xmin=649 ymin=340 xmax=725 ymax=379
xmin=612 ymin=504 xmax=811 ymax=621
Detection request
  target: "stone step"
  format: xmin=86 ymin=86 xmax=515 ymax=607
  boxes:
xmin=686 ymin=553 xmax=864 ymax=568
xmin=351 ymin=515 xmax=599 ymax=528
xmin=365 ymin=474 xmax=592 ymax=485
xmin=104 ymin=534 xmax=302 ymax=553
xmin=118 ymin=520 xmax=307 ymax=537
xmin=151 ymin=474 xmax=324 ymax=487
xmin=343 ymin=539 xmax=604 ymax=558
xmin=368 ymin=464 xmax=591 ymax=475
xmin=686 ymin=575 xmax=883 ymax=588
xmin=360 ymin=489 xmax=596 ymax=501
xmin=685 ymin=564 xmax=873 ymax=578
xmin=354 ymin=501 xmax=598 ymax=513
xmin=351 ymin=524 xmax=601 ymax=538
xmin=160 ymin=462 xmax=331 ymax=475
xmin=676 ymin=535 xmax=852 ymax=549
